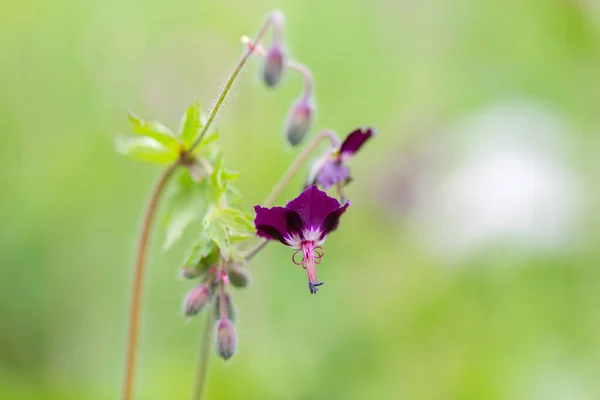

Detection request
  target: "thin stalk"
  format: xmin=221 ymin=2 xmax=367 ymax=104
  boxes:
xmin=191 ymin=304 xmax=215 ymax=400
xmin=262 ymin=129 xmax=341 ymax=207
xmin=186 ymin=14 xmax=282 ymax=399
xmin=123 ymin=11 xmax=280 ymax=399
xmin=122 ymin=161 xmax=180 ymax=400
xmin=188 ymin=13 xmax=276 ymax=154
xmin=244 ymin=239 xmax=268 ymax=261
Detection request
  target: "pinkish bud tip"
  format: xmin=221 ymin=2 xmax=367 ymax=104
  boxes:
xmin=183 ymin=284 xmax=211 ymax=316
xmin=216 ymin=318 xmax=237 ymax=360
xmin=262 ymin=46 xmax=286 ymax=88
xmin=285 ymin=99 xmax=314 ymax=146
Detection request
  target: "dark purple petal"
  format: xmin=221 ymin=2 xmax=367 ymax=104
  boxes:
xmin=339 ymin=127 xmax=375 ymax=157
xmin=254 ymin=206 xmax=303 ymax=245
xmin=314 ymin=160 xmax=350 ymax=190
xmin=319 ymin=201 xmax=350 ymax=240
xmin=285 ymin=185 xmax=342 ymax=230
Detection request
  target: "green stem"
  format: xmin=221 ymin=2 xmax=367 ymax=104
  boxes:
xmin=188 ymin=12 xmax=281 ymax=400
xmin=244 ymin=239 xmax=268 ymax=261
xmin=191 ymin=304 xmax=215 ymax=400
xmin=122 ymin=161 xmax=180 ymax=400
xmin=187 ymin=14 xmax=275 ymax=154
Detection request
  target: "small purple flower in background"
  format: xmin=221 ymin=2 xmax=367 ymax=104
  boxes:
xmin=309 ymin=127 xmax=376 ymax=190
xmin=254 ymin=185 xmax=350 ymax=294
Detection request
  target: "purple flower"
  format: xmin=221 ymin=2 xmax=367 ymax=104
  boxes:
xmin=254 ymin=185 xmax=350 ymax=294
xmin=311 ymin=127 xmax=376 ymax=190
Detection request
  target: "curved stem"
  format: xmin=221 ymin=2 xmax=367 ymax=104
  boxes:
xmin=262 ymin=129 xmax=341 ymax=207
xmin=122 ymin=161 xmax=180 ymax=400
xmin=288 ymin=60 xmax=313 ymax=101
xmin=191 ymin=304 xmax=215 ymax=400
xmin=187 ymin=13 xmax=276 ymax=154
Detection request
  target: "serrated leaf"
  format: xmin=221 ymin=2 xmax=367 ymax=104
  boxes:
xmin=184 ymin=239 xmax=218 ymax=266
xmin=182 ymin=238 xmax=220 ymax=277
xmin=116 ymin=136 xmax=179 ymax=164
xmin=179 ymin=100 xmax=202 ymax=146
xmin=207 ymin=157 xmax=242 ymax=204
xmin=162 ymin=170 xmax=209 ymax=250
xmin=128 ymin=111 xmax=180 ymax=150
xmin=217 ymin=208 xmax=255 ymax=234
xmin=206 ymin=222 xmax=230 ymax=261
xmin=205 ymin=207 xmax=256 ymax=247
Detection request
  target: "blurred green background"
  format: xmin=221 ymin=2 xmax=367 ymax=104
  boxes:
xmin=3 ymin=0 xmax=600 ymax=399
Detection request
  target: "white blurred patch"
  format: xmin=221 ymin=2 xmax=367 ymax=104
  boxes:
xmin=415 ymin=101 xmax=585 ymax=260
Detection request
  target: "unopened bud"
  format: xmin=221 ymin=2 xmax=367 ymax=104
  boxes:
xmin=216 ymin=318 xmax=237 ymax=360
xmin=183 ymin=284 xmax=211 ymax=316
xmin=180 ymin=265 xmax=203 ymax=279
xmin=228 ymin=265 xmax=250 ymax=288
xmin=215 ymin=291 xmax=236 ymax=322
xmin=261 ymin=45 xmax=286 ymax=88
xmin=285 ymin=99 xmax=314 ymax=146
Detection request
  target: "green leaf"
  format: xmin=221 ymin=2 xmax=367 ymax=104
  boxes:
xmin=182 ymin=238 xmax=220 ymax=277
xmin=164 ymin=208 xmax=198 ymax=250
xmin=115 ymin=136 xmax=179 ymax=164
xmin=217 ymin=208 xmax=255 ymax=235
xmin=207 ymin=157 xmax=242 ymax=204
xmin=205 ymin=220 xmax=231 ymax=261
xmin=184 ymin=238 xmax=218 ymax=266
xmin=208 ymin=157 xmax=227 ymax=203
xmin=162 ymin=171 xmax=209 ymax=250
xmin=226 ymin=185 xmax=244 ymax=207
xmin=128 ymin=111 xmax=180 ymax=150
xmin=222 ymin=168 xmax=240 ymax=181
xmin=205 ymin=206 xmax=255 ymax=249
xmin=179 ymin=100 xmax=203 ymax=146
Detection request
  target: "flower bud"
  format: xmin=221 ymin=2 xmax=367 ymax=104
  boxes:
xmin=285 ymin=99 xmax=314 ymax=146
xmin=261 ymin=45 xmax=286 ymax=88
xmin=215 ymin=291 xmax=236 ymax=322
xmin=228 ymin=265 xmax=250 ymax=288
xmin=183 ymin=284 xmax=211 ymax=316
xmin=216 ymin=318 xmax=237 ymax=360
xmin=180 ymin=265 xmax=203 ymax=279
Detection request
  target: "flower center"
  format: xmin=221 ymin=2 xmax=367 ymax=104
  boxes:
xmin=292 ymin=241 xmax=325 ymax=294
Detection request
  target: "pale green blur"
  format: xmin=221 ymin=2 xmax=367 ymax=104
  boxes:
xmin=2 ymin=0 xmax=600 ymax=399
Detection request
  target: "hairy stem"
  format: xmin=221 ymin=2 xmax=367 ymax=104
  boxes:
xmin=122 ymin=161 xmax=180 ymax=400
xmin=191 ymin=304 xmax=215 ymax=400
xmin=188 ymin=13 xmax=276 ymax=154
xmin=187 ymin=12 xmax=281 ymax=400
xmin=263 ymin=129 xmax=341 ymax=207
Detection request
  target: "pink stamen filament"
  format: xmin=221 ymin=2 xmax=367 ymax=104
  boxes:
xmin=302 ymin=241 xmax=319 ymax=286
